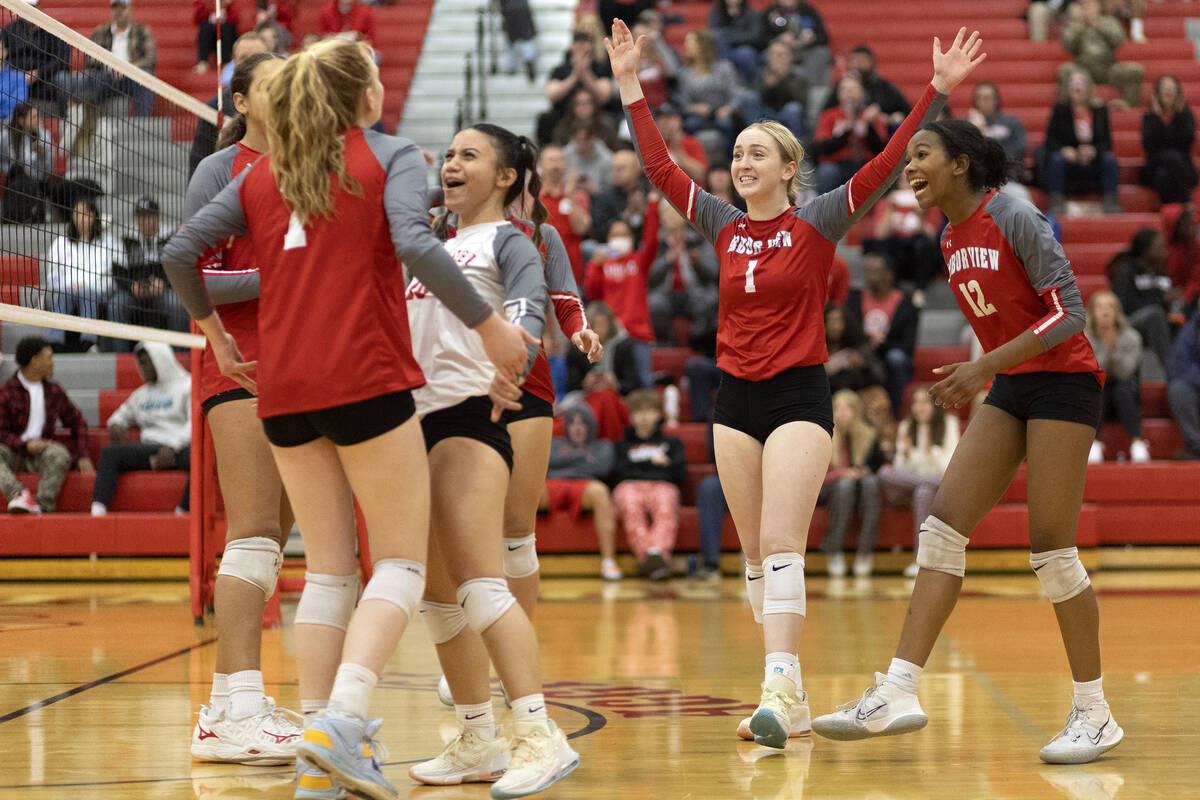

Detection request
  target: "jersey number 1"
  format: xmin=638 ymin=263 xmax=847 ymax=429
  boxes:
xmin=959 ymin=279 xmax=997 ymax=317
xmin=744 ymin=259 xmax=758 ymax=293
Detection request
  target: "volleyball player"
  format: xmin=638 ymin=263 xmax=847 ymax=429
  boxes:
xmin=606 ymin=20 xmax=985 ymax=749
xmin=407 ymin=123 xmax=579 ymax=798
xmin=163 ymin=39 xmax=534 ymax=800
xmin=812 ymin=120 xmax=1123 ymax=765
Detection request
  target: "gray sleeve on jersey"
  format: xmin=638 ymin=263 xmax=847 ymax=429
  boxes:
xmin=495 ymin=226 xmax=548 ymax=373
xmin=366 ymin=129 xmax=493 ymax=328
xmin=989 ymin=193 xmax=1086 ymax=349
xmin=203 ymin=269 xmax=259 ymax=304
xmin=796 ymin=187 xmax=855 ymax=242
xmin=689 ymin=190 xmax=745 ymax=245
xmin=162 ymin=169 xmax=251 ymax=320
xmin=535 ymin=223 xmax=578 ymax=294
xmin=184 ymin=146 xmax=239 ymax=220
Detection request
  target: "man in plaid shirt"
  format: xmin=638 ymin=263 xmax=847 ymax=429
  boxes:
xmin=0 ymin=337 xmax=92 ymax=512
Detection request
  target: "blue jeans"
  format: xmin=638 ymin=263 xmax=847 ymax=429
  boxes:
xmin=696 ymin=474 xmax=727 ymax=571
xmin=816 ymin=161 xmax=857 ymax=195
xmin=1045 ymin=149 xmax=1119 ymax=197
xmin=630 ymin=339 xmax=654 ymax=390
xmin=741 ymin=97 xmax=807 ymax=139
xmin=685 ymin=356 xmax=720 ymax=422
xmin=63 ymin=68 xmax=154 ymax=117
xmin=883 ymin=348 xmax=913 ymax=419
xmin=714 ymin=31 xmax=759 ymax=84
xmin=45 ymin=285 xmax=110 ymax=345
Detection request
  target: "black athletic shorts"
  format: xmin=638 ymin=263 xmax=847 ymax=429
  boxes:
xmin=421 ymin=395 xmax=514 ymax=470
xmin=983 ymin=371 xmax=1102 ymax=428
xmin=201 ymin=388 xmax=256 ymax=416
xmin=502 ymin=389 xmax=554 ymax=425
xmin=261 ymin=391 xmax=416 ymax=448
xmin=713 ymin=363 xmax=834 ymax=442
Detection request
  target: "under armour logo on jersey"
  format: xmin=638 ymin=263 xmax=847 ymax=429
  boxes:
xmin=283 ymin=212 xmax=307 ymax=250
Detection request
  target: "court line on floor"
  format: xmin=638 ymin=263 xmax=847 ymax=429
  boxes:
xmin=0 ymin=637 xmax=217 ymax=725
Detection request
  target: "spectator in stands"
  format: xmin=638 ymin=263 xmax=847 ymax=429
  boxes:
xmin=598 ymin=0 xmax=656 ymax=32
xmin=1168 ymin=308 xmax=1200 ymax=459
xmin=628 ymin=15 xmax=676 ymax=112
xmin=826 ymin=44 xmax=912 ymax=128
xmin=188 ymin=32 xmax=267 ymax=178
xmin=863 ymin=174 xmax=944 ymax=305
xmin=567 ymin=301 xmax=642 ymax=397
xmin=317 ymin=0 xmax=375 ymax=47
xmin=539 ymin=144 xmax=591 ymax=281
xmin=1085 ymin=290 xmax=1150 ymax=462
xmin=0 ymin=41 xmax=28 ymax=120
xmin=1044 ymin=67 xmax=1121 ymax=215
xmin=1058 ymin=0 xmax=1143 ymax=109
xmin=704 ymin=162 xmax=745 ymax=210
xmin=254 ymin=21 xmax=290 ymax=56
xmin=651 ymin=103 xmax=708 ymax=183
xmin=878 ymin=386 xmax=959 ymax=577
xmin=0 ymin=102 xmax=52 ymax=224
xmin=0 ymin=1 xmax=69 ymax=113
xmin=968 ymin=81 xmax=1030 ymax=197
xmin=758 ymin=0 xmax=830 ymax=107
xmin=44 ymin=197 xmax=120 ymax=352
xmin=73 ymin=0 xmax=157 ymax=117
xmin=709 ymin=0 xmax=761 ymax=83
xmin=499 ymin=0 xmax=538 ymax=82
xmin=632 ymin=10 xmax=682 ymax=73
xmin=612 ymin=389 xmax=687 ymax=581
xmin=649 ymin=201 xmax=719 ymax=345
xmin=824 ymin=303 xmax=884 ymax=394
xmin=255 ymin=0 xmax=297 ymax=37
xmin=694 ymin=470 xmax=726 ymax=578
xmin=818 ymin=388 xmax=885 ymax=577
xmin=193 ymin=0 xmax=239 ymax=74
xmin=860 ymin=383 xmax=896 ymax=463
xmin=1163 ymin=203 xmax=1200 ymax=314
xmin=1107 ymin=227 xmax=1177 ymax=370
xmin=111 ymin=197 xmax=189 ymax=342
xmin=846 ymin=252 xmax=919 ymax=417
xmin=1105 ymin=0 xmax=1147 ymax=44
xmin=90 ymin=342 xmax=190 ymax=516
xmin=564 ymin=119 xmax=614 ymax=195
xmin=744 ymin=39 xmax=809 ymax=140
xmin=591 ymin=148 xmax=648 ymax=245
xmin=537 ymin=30 xmax=614 ymax=146
xmin=0 ymin=337 xmax=92 ymax=514
xmin=811 ymin=74 xmax=886 ymax=195
xmin=1140 ymin=74 xmax=1198 ymax=205
xmin=677 ymin=29 xmax=745 ymax=150
xmin=541 ymin=403 xmax=621 ymax=578
xmin=1028 ymin=0 xmax=1076 ymax=45
xmin=552 ymin=87 xmax=620 ymax=149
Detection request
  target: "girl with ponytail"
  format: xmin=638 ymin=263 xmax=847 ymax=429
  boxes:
xmin=813 ymin=118 xmax=1123 ymax=767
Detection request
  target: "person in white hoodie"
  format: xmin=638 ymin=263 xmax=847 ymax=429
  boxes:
xmin=90 ymin=341 xmax=191 ymax=515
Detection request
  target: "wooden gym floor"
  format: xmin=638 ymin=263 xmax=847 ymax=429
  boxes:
xmin=0 ymin=569 xmax=1197 ymax=799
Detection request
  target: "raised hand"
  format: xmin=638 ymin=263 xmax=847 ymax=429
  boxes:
xmin=605 ymin=19 xmax=644 ymax=88
xmin=931 ymin=28 xmax=986 ymax=94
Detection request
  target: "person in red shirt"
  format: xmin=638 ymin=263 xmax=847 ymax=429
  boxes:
xmin=811 ymin=74 xmax=887 ymax=194
xmin=608 ymin=18 xmax=983 ymax=748
xmin=318 ymin=0 xmax=375 ymax=47
xmin=193 ymin=0 xmax=240 ymax=74
xmin=538 ymin=144 xmax=591 ymax=281
xmin=163 ymin=39 xmax=532 ymax=799
xmin=814 ymin=119 xmax=1122 ymax=766
xmin=584 ymin=193 xmax=659 ymax=389
xmin=653 ymin=103 xmax=707 ymax=183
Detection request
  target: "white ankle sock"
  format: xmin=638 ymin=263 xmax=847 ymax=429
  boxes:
xmin=455 ymin=701 xmax=496 ymax=740
xmin=765 ymin=652 xmax=800 ymax=686
xmin=209 ymin=673 xmax=229 ymax=715
xmin=328 ymin=663 xmax=378 ymax=720
xmin=301 ymin=698 xmax=328 ymax=716
xmin=887 ymin=658 xmax=923 ymax=695
xmin=510 ymin=693 xmax=550 ymax=731
xmin=227 ymin=670 xmax=265 ymax=720
xmin=1073 ymin=676 xmax=1104 ymax=709
xmin=90 ymin=501 xmax=106 ymax=516
xmin=1130 ymin=17 xmax=1144 ymax=39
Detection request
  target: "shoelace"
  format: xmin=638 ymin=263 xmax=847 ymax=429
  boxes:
xmin=262 ymin=698 xmax=305 ymax=732
xmin=761 ymin=687 xmax=796 ymax=712
xmin=1061 ymin=706 xmax=1088 ymax=741
xmin=836 ymin=683 xmax=879 ymax=713
xmin=508 ymin=728 xmax=550 ymax=768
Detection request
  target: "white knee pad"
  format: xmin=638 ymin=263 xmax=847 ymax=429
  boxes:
xmin=916 ymin=516 xmax=969 ymax=578
xmin=217 ymin=536 xmax=282 ymax=599
xmin=456 ymin=577 xmax=516 ymax=634
xmin=1030 ymin=547 xmax=1090 ymax=603
xmin=360 ymin=559 xmax=426 ymax=618
xmin=419 ymin=600 xmax=467 ymax=644
xmin=295 ymin=572 xmax=360 ymax=630
xmin=502 ymin=534 xmax=539 ymax=579
xmin=745 ymin=563 xmax=764 ymax=623
xmin=762 ymin=552 xmax=806 ymax=617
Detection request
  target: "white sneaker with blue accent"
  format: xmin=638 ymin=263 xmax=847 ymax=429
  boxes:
xmin=409 ymin=727 xmax=509 ymax=785
xmin=489 ymin=720 xmax=579 ymax=799
xmin=747 ymin=674 xmax=810 ymax=748
xmin=1039 ymin=699 xmax=1123 ymax=764
xmin=297 ymin=711 xmax=395 ymax=800
xmin=811 ymin=673 xmax=928 ymax=741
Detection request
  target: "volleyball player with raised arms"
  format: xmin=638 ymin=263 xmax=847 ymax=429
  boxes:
xmin=407 ymin=124 xmax=579 ymax=798
xmin=163 ymin=39 xmax=533 ymax=800
xmin=812 ymin=120 xmax=1123 ymax=764
xmin=606 ymin=20 xmax=985 ymax=748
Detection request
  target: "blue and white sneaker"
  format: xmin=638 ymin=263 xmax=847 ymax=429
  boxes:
xmin=489 ymin=720 xmax=578 ymax=799
xmin=297 ymin=711 xmax=396 ymax=800
xmin=294 ymin=759 xmax=346 ymax=799
xmin=748 ymin=674 xmax=811 ymax=749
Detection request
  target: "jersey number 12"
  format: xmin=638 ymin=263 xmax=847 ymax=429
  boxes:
xmin=744 ymin=259 xmax=758 ymax=293
xmin=959 ymin=279 xmax=997 ymax=317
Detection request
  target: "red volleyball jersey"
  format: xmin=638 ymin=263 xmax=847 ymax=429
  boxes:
xmin=941 ymin=191 xmax=1102 ymax=383
xmin=626 ymin=84 xmax=946 ymax=381
xmin=583 ymin=199 xmax=659 ymax=343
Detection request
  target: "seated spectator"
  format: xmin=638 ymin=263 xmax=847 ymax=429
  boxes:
xmin=811 ymin=74 xmax=885 ymax=195
xmin=758 ymin=0 xmax=830 ymax=109
xmin=0 ymin=102 xmax=53 ymax=224
xmin=498 ymin=0 xmax=537 ymax=82
xmin=824 ymin=303 xmax=884 ymax=394
xmin=1140 ymin=74 xmax=1197 ymax=205
xmin=1105 ymin=0 xmax=1147 ymax=44
xmin=1 ymin=7 xmax=68 ymax=113
xmin=709 ymin=0 xmax=761 ymax=83
xmin=69 ymin=0 xmax=157 ymax=117
xmin=538 ymin=145 xmax=592 ymax=281
xmin=818 ymin=389 xmax=885 ymax=577
xmin=653 ymin=103 xmax=708 ymax=183
xmin=564 ymin=119 xmax=614 ymax=195
xmin=91 ymin=342 xmax=191 ymax=516
xmin=1028 ymin=0 xmax=1076 ymax=44
xmin=112 ymin=197 xmax=189 ymax=344
xmin=585 ymin=196 xmax=660 ymax=390
xmin=1163 ymin=203 xmax=1200 ymax=313
xmin=188 ymin=32 xmax=268 ymax=178
xmin=567 ymin=301 xmax=642 ymax=402
xmin=1168 ymin=308 xmax=1200 ymax=459
xmin=612 ymin=389 xmax=687 ymax=581
xmin=705 ymin=163 xmax=745 ymax=211
xmin=1107 ymin=227 xmax=1176 ymax=369
xmin=591 ymin=148 xmax=649 ymax=245
xmin=629 ymin=14 xmax=677 ymax=111
xmin=552 ymin=87 xmax=620 ymax=150
xmin=859 ymin=384 xmax=897 ymax=463
xmin=677 ymin=29 xmax=745 ymax=150
xmin=255 ymin=0 xmax=297 ymax=36
xmin=0 ymin=337 xmax=92 ymax=514
xmin=845 ymin=253 xmax=919 ymax=417
xmin=541 ymin=403 xmax=621 ymax=578
xmin=695 ymin=472 xmax=726 ymax=579
xmin=843 ymin=44 xmax=911 ymax=128
xmin=744 ymin=39 xmax=809 ymax=139
xmin=0 ymin=41 xmax=28 ymax=120
xmin=1085 ymin=290 xmax=1149 ymax=462
xmin=317 ymin=0 xmax=375 ymax=46
xmin=863 ymin=174 xmax=945 ymax=303
xmin=44 ymin=198 xmax=119 ymax=352
xmin=192 ymin=0 xmax=239 ymax=74
xmin=968 ymin=81 xmax=1031 ymax=199
xmin=537 ymin=29 xmax=614 ymax=146
xmin=878 ymin=387 xmax=959 ymax=577
xmin=1044 ymin=67 xmax=1121 ymax=215
xmin=255 ymin=21 xmax=290 ymax=56
xmin=1057 ymin=0 xmax=1143 ymax=108
xmin=648 ymin=201 xmax=719 ymax=345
